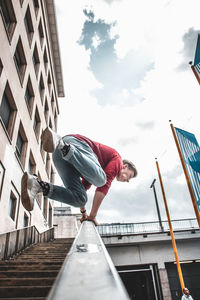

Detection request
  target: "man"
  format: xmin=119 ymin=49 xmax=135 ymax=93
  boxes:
xmin=21 ymin=127 xmax=138 ymax=225
xmin=181 ymin=288 xmax=193 ymax=300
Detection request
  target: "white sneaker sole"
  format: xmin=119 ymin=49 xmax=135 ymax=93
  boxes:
xmin=21 ymin=172 xmax=34 ymax=211
xmin=41 ymin=127 xmax=56 ymax=153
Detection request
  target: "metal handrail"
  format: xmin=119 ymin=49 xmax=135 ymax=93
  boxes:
xmin=0 ymin=225 xmax=54 ymax=260
xmin=97 ymin=218 xmax=198 ymax=237
xmin=47 ymin=221 xmax=130 ymax=300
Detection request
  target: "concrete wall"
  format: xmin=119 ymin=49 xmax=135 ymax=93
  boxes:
xmin=102 ymin=230 xmax=200 ymax=300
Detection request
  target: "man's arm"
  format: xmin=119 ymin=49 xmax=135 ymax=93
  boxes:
xmin=80 ymin=191 xmax=105 ymax=225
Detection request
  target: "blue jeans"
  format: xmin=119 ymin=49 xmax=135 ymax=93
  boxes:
xmin=47 ymin=136 xmax=107 ymax=207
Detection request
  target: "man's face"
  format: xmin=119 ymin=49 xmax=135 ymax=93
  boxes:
xmin=116 ymin=164 xmax=134 ymax=182
xmin=184 ymin=288 xmax=189 ymax=295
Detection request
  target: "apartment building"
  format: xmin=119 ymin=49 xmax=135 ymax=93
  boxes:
xmin=0 ymin=0 xmax=64 ymax=234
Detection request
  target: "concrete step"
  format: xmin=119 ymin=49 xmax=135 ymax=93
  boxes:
xmin=0 ymin=286 xmax=50 ymax=297
xmin=0 ymin=277 xmax=55 ymax=286
xmin=0 ymin=261 xmax=63 ymax=266
xmin=0 ymin=270 xmax=58 ymax=278
xmin=0 ymin=238 xmax=74 ymax=299
xmin=0 ymin=265 xmax=61 ymax=271
xmin=0 ymin=298 xmax=45 ymax=300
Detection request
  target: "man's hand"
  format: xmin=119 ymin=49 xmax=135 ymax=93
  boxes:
xmin=87 ymin=215 xmax=98 ymax=226
xmin=80 ymin=212 xmax=88 ymax=223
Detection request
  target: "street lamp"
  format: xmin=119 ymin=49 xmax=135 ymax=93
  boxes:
xmin=150 ymin=179 xmax=164 ymax=232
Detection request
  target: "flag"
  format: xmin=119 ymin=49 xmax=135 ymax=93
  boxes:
xmin=194 ymin=34 xmax=200 ymax=78
xmin=174 ymin=127 xmax=200 ymax=212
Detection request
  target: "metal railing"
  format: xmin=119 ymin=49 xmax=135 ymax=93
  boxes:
xmin=47 ymin=221 xmax=130 ymax=300
xmin=97 ymin=218 xmax=198 ymax=237
xmin=0 ymin=226 xmax=54 ymax=260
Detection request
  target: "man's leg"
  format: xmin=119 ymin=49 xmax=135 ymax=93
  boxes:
xmin=40 ymin=128 xmax=106 ymax=187
xmin=61 ymin=136 xmax=107 ymax=187
xmin=21 ymin=147 xmax=87 ymax=211
xmin=48 ymin=147 xmax=87 ymax=207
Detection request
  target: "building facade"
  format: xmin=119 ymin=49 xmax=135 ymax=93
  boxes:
xmin=0 ymin=0 xmax=64 ymax=234
xmin=53 ymin=206 xmax=82 ymax=238
xmin=99 ymin=220 xmax=200 ymax=300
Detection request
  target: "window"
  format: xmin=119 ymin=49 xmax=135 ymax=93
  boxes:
xmin=47 ymin=72 xmax=52 ymax=94
xmin=28 ymin=151 xmax=36 ymax=174
xmin=39 ymin=73 xmax=45 ymax=102
xmin=32 ymin=44 xmax=40 ymax=77
xmin=24 ymin=5 xmax=34 ymax=45
xmin=40 ymin=140 xmax=45 ymax=161
xmin=44 ymin=98 xmax=49 ymax=124
xmin=0 ymin=59 xmax=3 ymax=76
xmin=0 ymin=93 xmax=12 ymax=130
xmin=33 ymin=0 xmax=39 ymax=17
xmin=50 ymin=166 xmax=55 ymax=184
xmin=43 ymin=47 xmax=48 ymax=73
xmin=0 ymin=82 xmax=17 ymax=138
xmin=38 ymin=19 xmax=44 ymax=48
xmin=43 ymin=197 xmax=48 ymax=219
xmin=23 ymin=213 xmax=29 ymax=227
xmin=33 ymin=107 xmax=41 ymax=140
xmin=15 ymin=123 xmax=27 ymax=168
xmin=0 ymin=0 xmax=16 ymax=40
xmin=48 ymin=203 xmax=52 ymax=227
xmin=14 ymin=37 xmax=27 ymax=83
xmin=9 ymin=192 xmax=17 ymax=221
xmin=46 ymin=154 xmax=51 ymax=177
xmin=37 ymin=173 xmax=43 ymax=208
xmin=51 ymin=93 xmax=55 ymax=113
xmin=0 ymin=161 xmax=5 ymax=200
xmin=49 ymin=118 xmax=52 ymax=130
xmin=54 ymin=111 xmax=57 ymax=131
xmin=25 ymin=76 xmax=34 ymax=115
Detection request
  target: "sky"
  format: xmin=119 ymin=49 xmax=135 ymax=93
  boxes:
xmin=53 ymin=0 xmax=200 ymax=224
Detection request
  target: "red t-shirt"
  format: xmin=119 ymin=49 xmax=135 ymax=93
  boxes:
xmin=70 ymin=134 xmax=123 ymax=195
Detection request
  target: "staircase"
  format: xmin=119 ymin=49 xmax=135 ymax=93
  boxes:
xmin=0 ymin=238 xmax=74 ymax=300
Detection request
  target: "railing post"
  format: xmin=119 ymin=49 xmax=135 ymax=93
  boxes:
xmin=4 ymin=232 xmax=10 ymax=260
xmin=47 ymin=221 xmax=130 ymax=300
xmin=15 ymin=230 xmax=20 ymax=254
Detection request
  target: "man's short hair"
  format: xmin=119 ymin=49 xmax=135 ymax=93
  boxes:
xmin=123 ymin=159 xmax=138 ymax=177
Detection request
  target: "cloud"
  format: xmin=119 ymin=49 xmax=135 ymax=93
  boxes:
xmin=54 ymin=0 xmax=200 ymax=225
xmin=178 ymin=28 xmax=199 ymax=71
xmin=135 ymin=121 xmax=155 ymax=130
xmin=78 ymin=9 xmax=154 ymax=106
xmin=103 ymin=0 xmax=122 ymax=3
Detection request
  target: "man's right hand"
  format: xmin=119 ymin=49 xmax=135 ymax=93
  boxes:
xmin=80 ymin=213 xmax=88 ymax=223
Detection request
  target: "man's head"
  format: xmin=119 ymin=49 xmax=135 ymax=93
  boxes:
xmin=183 ymin=288 xmax=190 ymax=295
xmin=116 ymin=159 xmax=138 ymax=182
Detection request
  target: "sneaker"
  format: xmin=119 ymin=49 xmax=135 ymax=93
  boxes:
xmin=41 ymin=127 xmax=62 ymax=153
xmin=21 ymin=172 xmax=42 ymax=211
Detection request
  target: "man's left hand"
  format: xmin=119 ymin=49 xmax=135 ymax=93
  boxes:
xmin=87 ymin=215 xmax=98 ymax=226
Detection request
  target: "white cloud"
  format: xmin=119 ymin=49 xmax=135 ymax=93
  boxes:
xmin=54 ymin=0 xmax=200 ymax=224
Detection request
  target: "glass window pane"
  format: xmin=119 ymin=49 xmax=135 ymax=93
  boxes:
xmin=0 ymin=93 xmax=12 ymax=129
xmin=16 ymin=131 xmax=23 ymax=157
xmin=9 ymin=194 xmax=16 ymax=220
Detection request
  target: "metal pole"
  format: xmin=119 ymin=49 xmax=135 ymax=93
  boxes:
xmin=191 ymin=65 xmax=200 ymax=85
xmin=150 ymin=179 xmax=164 ymax=232
xmin=155 ymin=158 xmax=185 ymax=292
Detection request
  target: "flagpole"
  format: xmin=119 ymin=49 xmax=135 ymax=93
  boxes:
xmin=155 ymin=158 xmax=185 ymax=292
xmin=190 ymin=64 xmax=200 ymax=85
xmin=170 ymin=121 xmax=200 ymax=230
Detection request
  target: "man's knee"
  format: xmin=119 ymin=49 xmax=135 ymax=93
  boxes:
xmin=94 ymin=172 xmax=107 ymax=187
xmin=73 ymin=192 xmax=87 ymax=207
